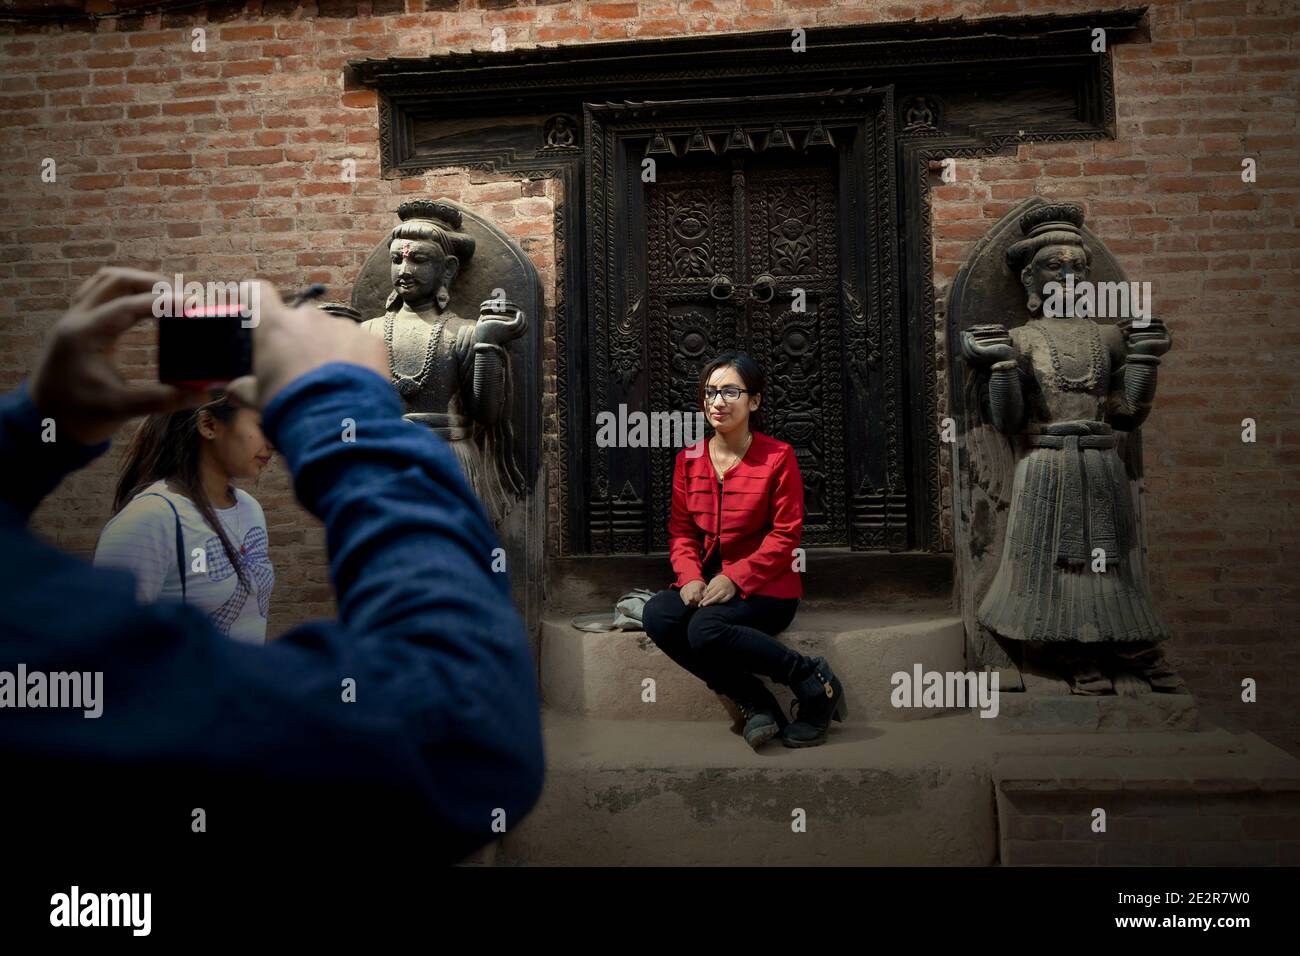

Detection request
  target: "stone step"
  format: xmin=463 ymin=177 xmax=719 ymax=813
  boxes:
xmin=540 ymin=604 xmax=965 ymax=722
xmin=482 ymin=711 xmax=1292 ymax=866
xmin=991 ymin=734 xmax=1300 ymax=865
xmin=494 ymin=710 xmax=998 ymax=866
xmin=989 ymin=686 xmax=1201 ymax=734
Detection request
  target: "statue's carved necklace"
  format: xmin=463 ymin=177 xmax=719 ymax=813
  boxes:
xmin=1031 ymin=319 xmax=1104 ymax=393
xmin=384 ymin=312 xmax=446 ymax=396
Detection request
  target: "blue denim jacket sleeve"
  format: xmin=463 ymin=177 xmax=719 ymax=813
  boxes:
xmin=0 ymin=363 xmax=544 ymax=857
xmin=0 ymin=381 xmax=110 ymax=523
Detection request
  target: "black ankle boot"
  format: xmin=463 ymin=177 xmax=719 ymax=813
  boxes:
xmin=733 ymin=685 xmax=788 ymax=749
xmin=782 ymin=656 xmax=846 ymax=748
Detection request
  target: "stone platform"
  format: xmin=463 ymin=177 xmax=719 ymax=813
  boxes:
xmin=492 ymin=553 xmax=1300 ymax=866
xmin=993 ymin=743 xmax=1300 ymax=865
xmin=991 ymin=688 xmax=1201 ymax=734
xmin=495 ymin=711 xmax=996 ymax=866
xmin=479 ymin=710 xmax=1300 ymax=866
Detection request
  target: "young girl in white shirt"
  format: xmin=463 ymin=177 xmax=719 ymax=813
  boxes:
xmin=94 ymin=393 xmax=276 ymax=645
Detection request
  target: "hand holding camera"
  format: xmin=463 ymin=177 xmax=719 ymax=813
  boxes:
xmin=30 ymin=268 xmax=204 ymax=445
xmin=30 ymin=269 xmax=388 ymax=445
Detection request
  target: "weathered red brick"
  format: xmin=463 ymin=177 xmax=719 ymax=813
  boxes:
xmin=135 ymin=154 xmax=193 ymax=170
xmin=161 ymin=99 xmax=217 ymax=116
xmin=227 ymin=149 xmax=284 ymax=166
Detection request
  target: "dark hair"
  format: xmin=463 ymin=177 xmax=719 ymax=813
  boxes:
xmin=113 ymin=395 xmax=248 ymax=587
xmin=697 ymin=350 xmax=766 ymax=432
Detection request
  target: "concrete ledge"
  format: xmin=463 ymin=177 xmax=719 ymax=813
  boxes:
xmin=991 ymin=690 xmax=1200 ymax=734
xmin=497 ymin=711 xmax=997 ymax=866
xmin=985 ymin=722 xmax=1246 ymax=759
xmin=992 ymin=735 xmax=1300 ymax=865
xmin=993 ymin=733 xmax=1300 ymax=792
xmin=478 ymin=710 xmax=1300 ymax=866
xmin=540 ymin=606 xmax=965 ymax=722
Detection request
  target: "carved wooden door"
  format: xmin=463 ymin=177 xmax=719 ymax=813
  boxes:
xmin=583 ymin=91 xmax=906 ymax=556
xmin=644 ymin=153 xmax=848 ymax=549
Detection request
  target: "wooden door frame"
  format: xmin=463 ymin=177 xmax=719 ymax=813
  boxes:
xmin=584 ymin=88 xmax=904 ymax=554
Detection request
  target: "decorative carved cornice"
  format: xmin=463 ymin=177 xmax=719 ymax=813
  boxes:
xmin=352 ymin=9 xmax=1146 ymax=102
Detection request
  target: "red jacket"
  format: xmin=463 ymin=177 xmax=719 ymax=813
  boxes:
xmin=668 ymin=430 xmax=805 ymax=600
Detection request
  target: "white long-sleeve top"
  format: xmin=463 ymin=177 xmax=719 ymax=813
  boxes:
xmin=93 ymin=481 xmax=273 ymax=645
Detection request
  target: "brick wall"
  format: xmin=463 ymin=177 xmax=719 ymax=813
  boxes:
xmin=1 ymin=2 xmax=1296 ymax=753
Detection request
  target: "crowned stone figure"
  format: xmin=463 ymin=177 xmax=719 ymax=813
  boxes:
xmin=959 ymin=203 xmax=1186 ymax=696
xmin=360 ymin=200 xmax=527 ymax=526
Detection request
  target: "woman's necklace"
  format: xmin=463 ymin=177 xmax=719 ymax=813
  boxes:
xmin=710 ymin=431 xmax=753 ymax=479
xmin=385 ymin=312 xmax=446 ymax=396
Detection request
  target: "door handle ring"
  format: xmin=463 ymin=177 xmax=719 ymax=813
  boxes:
xmin=749 ymin=274 xmax=777 ymax=303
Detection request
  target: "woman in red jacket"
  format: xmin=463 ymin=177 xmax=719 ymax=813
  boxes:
xmin=642 ymin=351 xmax=846 ymax=749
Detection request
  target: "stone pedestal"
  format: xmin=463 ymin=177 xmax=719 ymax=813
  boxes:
xmin=993 ymin=739 xmax=1300 ymax=865
xmin=990 ymin=688 xmax=1201 ymax=735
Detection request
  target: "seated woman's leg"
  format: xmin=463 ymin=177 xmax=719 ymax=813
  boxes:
xmin=688 ymin=596 xmax=847 ymax=748
xmin=642 ymin=588 xmax=771 ymax=703
xmin=686 ymin=595 xmax=806 ymax=685
xmin=641 ymin=588 xmax=695 ymax=667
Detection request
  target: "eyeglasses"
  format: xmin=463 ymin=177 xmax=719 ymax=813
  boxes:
xmin=703 ymin=386 xmax=751 ymax=403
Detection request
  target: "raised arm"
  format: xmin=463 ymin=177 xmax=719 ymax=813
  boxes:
xmin=0 ymin=382 xmax=112 ymax=523
xmin=1106 ymin=318 xmax=1172 ymax=431
xmin=986 ymin=359 xmax=1027 ymax=435
xmin=467 ymin=302 xmax=527 ymax=426
xmin=960 ymin=324 xmax=1025 ymax=435
xmin=0 ymin=270 xmax=544 ymax=862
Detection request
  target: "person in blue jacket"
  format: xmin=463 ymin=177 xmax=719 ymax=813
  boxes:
xmin=0 ymin=268 xmax=544 ymax=867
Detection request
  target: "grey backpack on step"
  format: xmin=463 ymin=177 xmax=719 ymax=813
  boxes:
xmin=569 ymin=588 xmax=657 ymax=632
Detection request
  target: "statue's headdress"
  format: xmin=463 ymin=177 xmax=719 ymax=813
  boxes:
xmin=387 ymin=199 xmax=475 ymax=312
xmin=390 ymin=199 xmax=476 ymax=262
xmin=1006 ymin=202 xmax=1091 ymax=272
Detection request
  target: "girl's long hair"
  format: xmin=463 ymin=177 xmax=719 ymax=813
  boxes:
xmin=113 ymin=396 xmax=248 ymax=586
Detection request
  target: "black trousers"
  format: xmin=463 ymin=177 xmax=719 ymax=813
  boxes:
xmin=641 ymin=587 xmax=804 ymax=704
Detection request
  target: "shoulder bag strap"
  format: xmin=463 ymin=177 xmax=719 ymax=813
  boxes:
xmin=138 ymin=492 xmax=187 ymax=604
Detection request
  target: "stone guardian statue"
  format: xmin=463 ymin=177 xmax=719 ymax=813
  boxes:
xmin=958 ymin=203 xmax=1185 ymax=696
xmin=360 ymin=200 xmax=527 ymax=527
